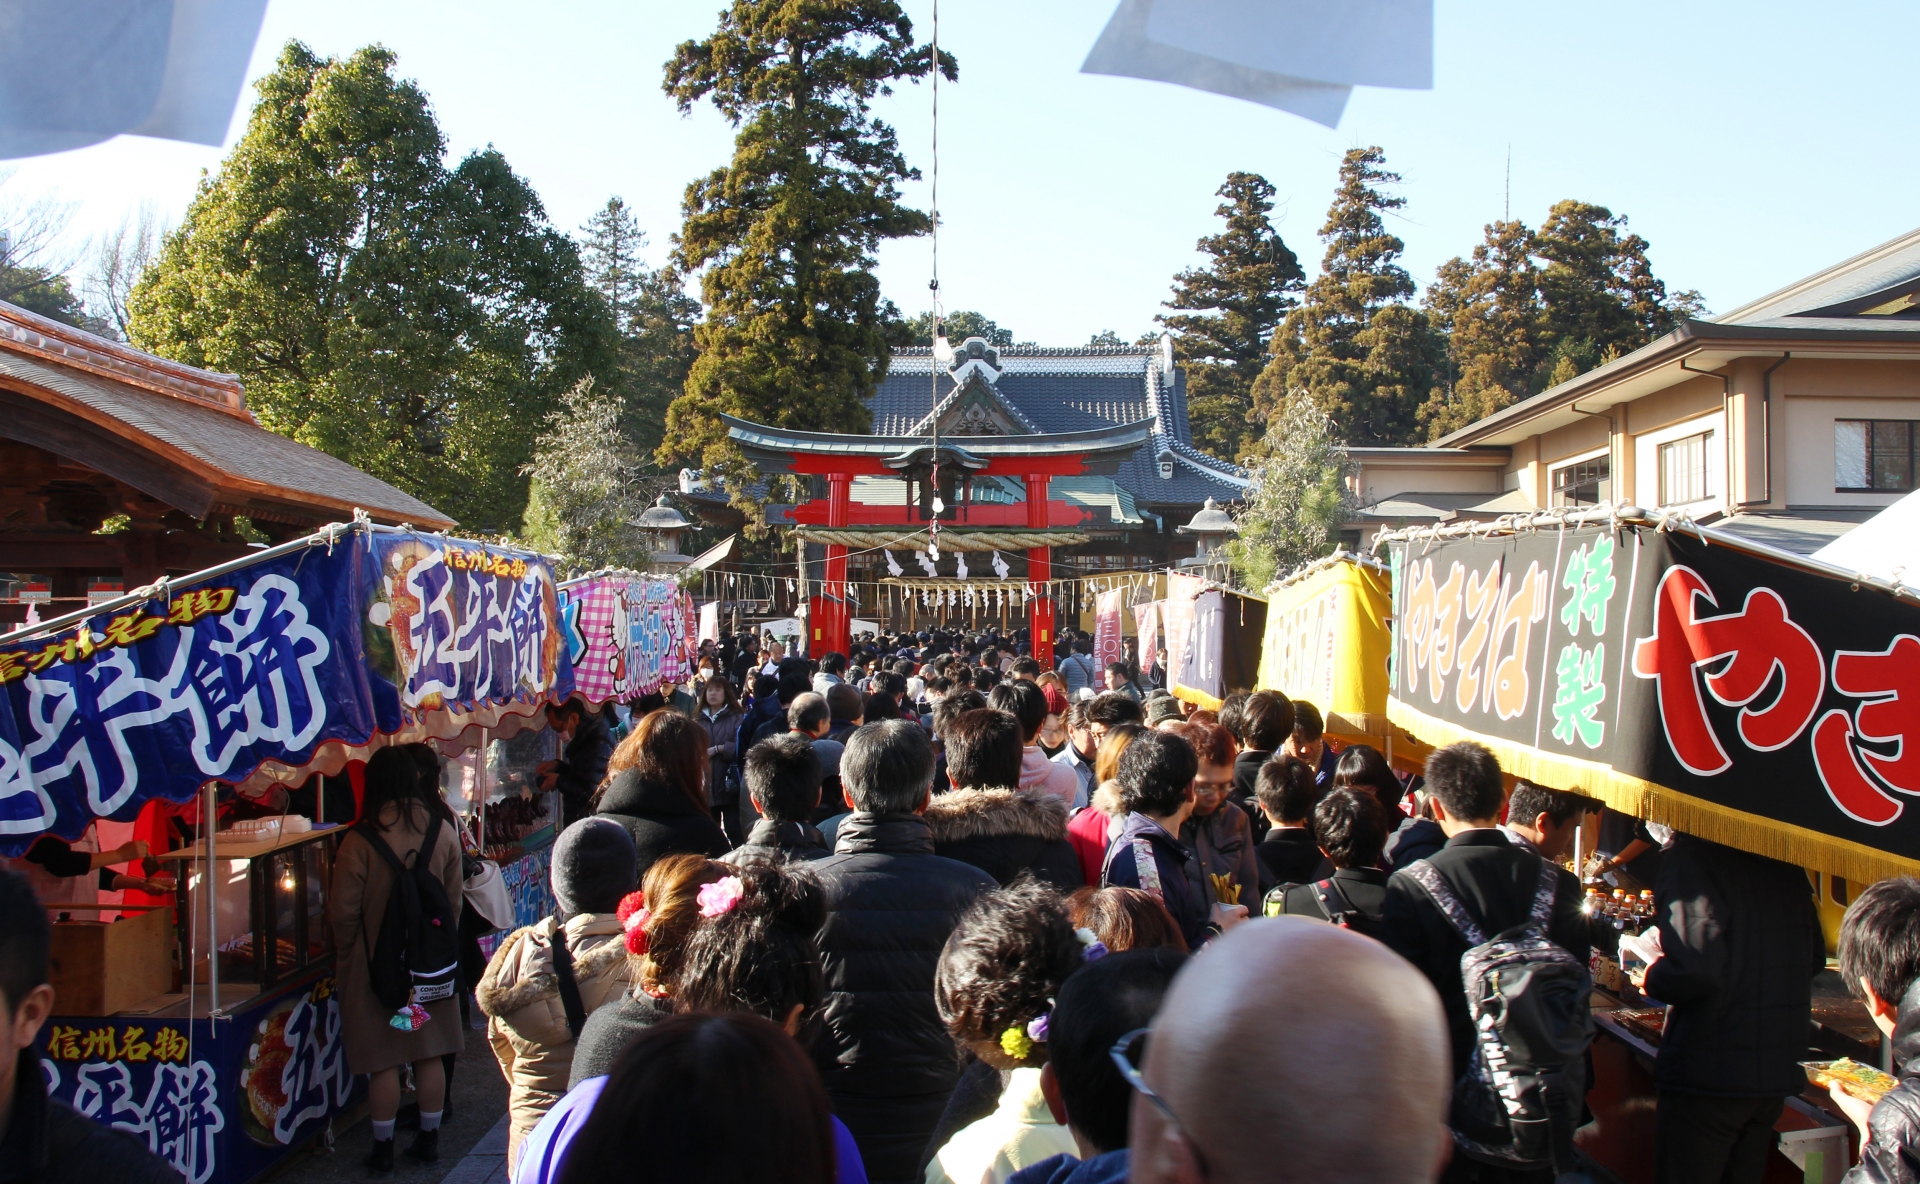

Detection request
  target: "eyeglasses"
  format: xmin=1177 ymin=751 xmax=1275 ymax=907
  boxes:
xmin=1109 ymin=1028 xmax=1210 ymax=1178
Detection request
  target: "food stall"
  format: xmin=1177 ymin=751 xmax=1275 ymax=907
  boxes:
xmin=2 ymin=520 xmax=574 ymax=1184
xmin=1163 ymin=572 xmax=1267 ymax=711
xmin=1378 ymin=506 xmax=1920 ymax=1182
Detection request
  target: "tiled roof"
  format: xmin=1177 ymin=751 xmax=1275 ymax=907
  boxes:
xmin=0 ymin=341 xmax=451 ymax=527
xmin=870 ymin=340 xmax=1246 ymax=509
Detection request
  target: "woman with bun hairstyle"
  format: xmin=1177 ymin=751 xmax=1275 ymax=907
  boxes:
xmin=924 ymin=879 xmax=1086 ymax=1184
xmin=564 ymin=853 xmax=726 ymax=1088
xmin=518 ymin=861 xmax=869 ymax=1184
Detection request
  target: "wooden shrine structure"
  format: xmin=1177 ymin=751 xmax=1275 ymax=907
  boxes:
xmin=725 ymin=414 xmax=1154 ymax=663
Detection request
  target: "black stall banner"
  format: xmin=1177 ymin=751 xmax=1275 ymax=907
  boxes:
xmin=1388 ymin=525 xmax=1920 ymax=882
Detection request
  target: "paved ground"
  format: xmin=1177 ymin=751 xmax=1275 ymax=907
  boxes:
xmin=265 ymin=1017 xmax=511 ymax=1184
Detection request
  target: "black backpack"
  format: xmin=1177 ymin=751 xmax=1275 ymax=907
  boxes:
xmin=359 ymin=809 xmax=461 ymax=1011
xmin=1401 ymin=855 xmax=1593 ymax=1176
xmin=1261 ymin=876 xmax=1387 ymax=940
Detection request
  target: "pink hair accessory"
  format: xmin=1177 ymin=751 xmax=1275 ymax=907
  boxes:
xmin=697 ymin=876 xmax=745 ymax=918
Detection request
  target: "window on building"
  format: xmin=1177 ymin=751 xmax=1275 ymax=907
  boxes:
xmin=1551 ymin=455 xmax=1611 ymax=507
xmin=1658 ymin=431 xmax=1712 ymax=506
xmin=1835 ymin=420 xmax=1919 ymax=492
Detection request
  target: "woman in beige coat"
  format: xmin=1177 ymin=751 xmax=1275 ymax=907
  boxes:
xmin=330 ymin=745 xmax=466 ymax=1173
xmin=478 ymin=817 xmax=638 ymax=1169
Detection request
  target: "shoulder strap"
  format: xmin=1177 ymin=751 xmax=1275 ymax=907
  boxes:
xmin=1401 ymin=859 xmax=1488 ymax=946
xmin=1529 ymin=855 xmax=1561 ymax=925
xmin=1312 ymin=877 xmax=1359 ymax=924
xmin=1130 ymin=837 xmax=1165 ymax=901
xmin=549 ymin=923 xmax=588 ymax=1040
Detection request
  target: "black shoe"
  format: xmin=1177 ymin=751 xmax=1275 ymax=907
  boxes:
xmin=403 ymin=1129 xmax=440 ymax=1164
xmin=364 ymin=1137 xmax=395 ymax=1174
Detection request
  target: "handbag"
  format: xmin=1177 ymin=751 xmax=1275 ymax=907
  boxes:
xmin=462 ymin=857 xmax=514 ymax=932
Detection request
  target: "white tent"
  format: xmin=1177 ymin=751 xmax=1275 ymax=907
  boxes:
xmin=1811 ymin=489 xmax=1920 ymax=590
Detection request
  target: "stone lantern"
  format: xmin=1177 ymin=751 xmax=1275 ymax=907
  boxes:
xmin=635 ymin=494 xmax=694 ymax=570
xmin=1176 ymin=497 xmax=1238 ymax=568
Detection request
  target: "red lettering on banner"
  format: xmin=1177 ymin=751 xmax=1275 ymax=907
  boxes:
xmin=1809 ymin=636 xmax=1920 ymax=825
xmin=1631 ymin=566 xmax=1824 ymax=776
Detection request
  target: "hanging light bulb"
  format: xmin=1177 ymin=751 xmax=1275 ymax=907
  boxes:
xmin=931 ymin=494 xmax=946 ymax=515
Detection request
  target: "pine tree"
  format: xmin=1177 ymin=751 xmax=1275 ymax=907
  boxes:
xmin=1417 ymin=219 xmax=1546 ymax=439
xmin=660 ymin=0 xmax=953 ymax=495
xmin=519 ymin=376 xmax=661 ymax=574
xmin=1252 ymin=147 xmax=1440 ymax=446
xmin=127 ymin=42 xmax=613 ymax=530
xmin=579 ymin=197 xmax=700 ymax=466
xmin=1227 ymin=396 xmax=1355 ymax=589
xmin=1158 ymin=172 xmax=1304 ymax=463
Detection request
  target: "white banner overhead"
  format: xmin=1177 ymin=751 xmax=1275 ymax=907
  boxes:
xmin=1081 ymin=0 xmax=1432 ymax=128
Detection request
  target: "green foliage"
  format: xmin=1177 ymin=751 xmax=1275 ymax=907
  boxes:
xmin=660 ymin=0 xmax=953 ymax=501
xmin=1415 ymin=200 xmax=1702 ymax=440
xmin=518 ymin=377 xmax=662 ymax=574
xmin=1087 ymin=329 xmax=1124 ymax=347
xmin=1252 ymin=148 xmax=1441 ymax=446
xmin=127 ymin=42 xmax=614 ymax=530
xmin=1159 ymin=172 xmax=1304 ymax=464
xmin=905 ymin=309 xmax=1012 ymax=348
xmin=578 ymin=197 xmax=700 ymax=466
xmin=1227 ymin=396 xmax=1355 ymax=589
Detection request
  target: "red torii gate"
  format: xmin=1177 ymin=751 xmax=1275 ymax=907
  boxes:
xmin=724 ymin=416 xmax=1153 ymax=665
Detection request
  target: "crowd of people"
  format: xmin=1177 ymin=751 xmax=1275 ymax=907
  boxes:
xmin=3 ymin=623 xmax=1920 ymax=1183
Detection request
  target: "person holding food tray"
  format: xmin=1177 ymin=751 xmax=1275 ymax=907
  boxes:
xmin=1827 ymin=877 xmax=1920 ymax=1183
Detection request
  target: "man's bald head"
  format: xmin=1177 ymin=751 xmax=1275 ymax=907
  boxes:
xmin=1130 ymin=919 xmax=1452 ymax=1184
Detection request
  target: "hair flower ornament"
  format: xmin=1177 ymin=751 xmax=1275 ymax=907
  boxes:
xmin=1000 ymin=1025 xmax=1034 ymax=1061
xmin=698 ymin=875 xmax=746 ymax=918
xmin=1025 ymin=1012 xmax=1051 ymax=1044
xmin=1074 ymin=926 xmax=1109 ymax=963
xmin=617 ymin=890 xmax=651 ymax=954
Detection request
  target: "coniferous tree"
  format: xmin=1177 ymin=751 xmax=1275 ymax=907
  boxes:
xmin=520 ymin=377 xmax=663 ymax=574
xmin=128 ymin=42 xmax=613 ymax=529
xmin=1252 ymin=147 xmax=1441 ymax=446
xmin=1536 ymin=200 xmax=1703 ymax=369
xmin=660 ymin=0 xmax=953 ymax=497
xmin=579 ymin=197 xmax=699 ymax=466
xmin=1417 ymin=220 xmax=1546 ymax=439
xmin=1158 ymin=172 xmax=1303 ymax=463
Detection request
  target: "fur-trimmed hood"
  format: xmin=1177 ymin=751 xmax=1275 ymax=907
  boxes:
xmin=477 ymin=913 xmax=630 ymax=1021
xmin=1092 ymin=780 xmax=1125 ymax=817
xmin=924 ymin=786 xmax=1068 ymax=844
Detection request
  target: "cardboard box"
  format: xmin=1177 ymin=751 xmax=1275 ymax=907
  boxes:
xmin=48 ymin=907 xmax=172 ymax=1015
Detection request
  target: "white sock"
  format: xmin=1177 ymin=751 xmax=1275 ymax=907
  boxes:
xmin=372 ymin=1119 xmax=396 ymax=1142
xmin=418 ymin=1109 xmax=443 ymax=1133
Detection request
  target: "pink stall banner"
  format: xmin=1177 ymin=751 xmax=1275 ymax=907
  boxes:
xmin=560 ymin=575 xmax=696 ymax=703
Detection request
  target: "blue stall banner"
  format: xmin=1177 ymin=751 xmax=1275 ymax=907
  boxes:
xmin=0 ymin=531 xmax=571 ymax=854
xmin=41 ymin=976 xmax=361 ymax=1184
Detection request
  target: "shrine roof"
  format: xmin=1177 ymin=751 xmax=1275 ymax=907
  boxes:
xmin=0 ymin=301 xmax=452 ymax=528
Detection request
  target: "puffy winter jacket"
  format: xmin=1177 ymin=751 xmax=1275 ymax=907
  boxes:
xmin=479 ymin=913 xmax=634 ymax=1166
xmin=924 ymin=786 xmax=1085 ymax=890
xmin=698 ymin=705 xmax=746 ymax=808
xmin=594 ymin=769 xmax=730 ymax=880
xmin=812 ymin=813 xmax=997 ymax=1184
xmin=1645 ymin=835 xmax=1824 ymax=1097
xmin=1846 ymin=980 xmax=1920 ymax=1184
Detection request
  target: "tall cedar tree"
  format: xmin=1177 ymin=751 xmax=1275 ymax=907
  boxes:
xmin=128 ymin=43 xmax=612 ymax=530
xmin=1159 ymin=172 xmax=1303 ymax=463
xmin=1416 ymin=201 xmax=1703 ymax=439
xmin=1252 ymin=147 xmax=1440 ymax=446
xmin=579 ymin=197 xmax=700 ymax=466
xmin=1417 ymin=219 xmax=1545 ymax=439
xmin=660 ymin=0 xmax=954 ymax=499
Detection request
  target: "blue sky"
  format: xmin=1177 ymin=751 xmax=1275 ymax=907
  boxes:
xmin=11 ymin=0 xmax=1917 ymax=345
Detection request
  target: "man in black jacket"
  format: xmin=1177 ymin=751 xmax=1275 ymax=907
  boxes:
xmin=1634 ymin=832 xmax=1823 ymax=1184
xmin=538 ymin=698 xmax=611 ymax=827
xmin=1230 ymin=691 xmax=1294 ymax=844
xmin=0 ymin=869 xmax=181 ymax=1184
xmin=924 ymin=707 xmax=1082 ymax=889
xmin=1380 ymin=742 xmax=1589 ymax=1184
xmin=721 ymin=734 xmax=831 ymax=863
xmin=813 ymin=720 xmax=997 ymax=1184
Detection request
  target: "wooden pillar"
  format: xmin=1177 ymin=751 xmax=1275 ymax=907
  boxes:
xmin=1027 ymin=473 xmax=1055 ymax=665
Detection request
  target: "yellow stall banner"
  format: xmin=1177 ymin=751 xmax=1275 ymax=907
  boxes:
xmin=1255 ymin=558 xmax=1392 ymax=741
